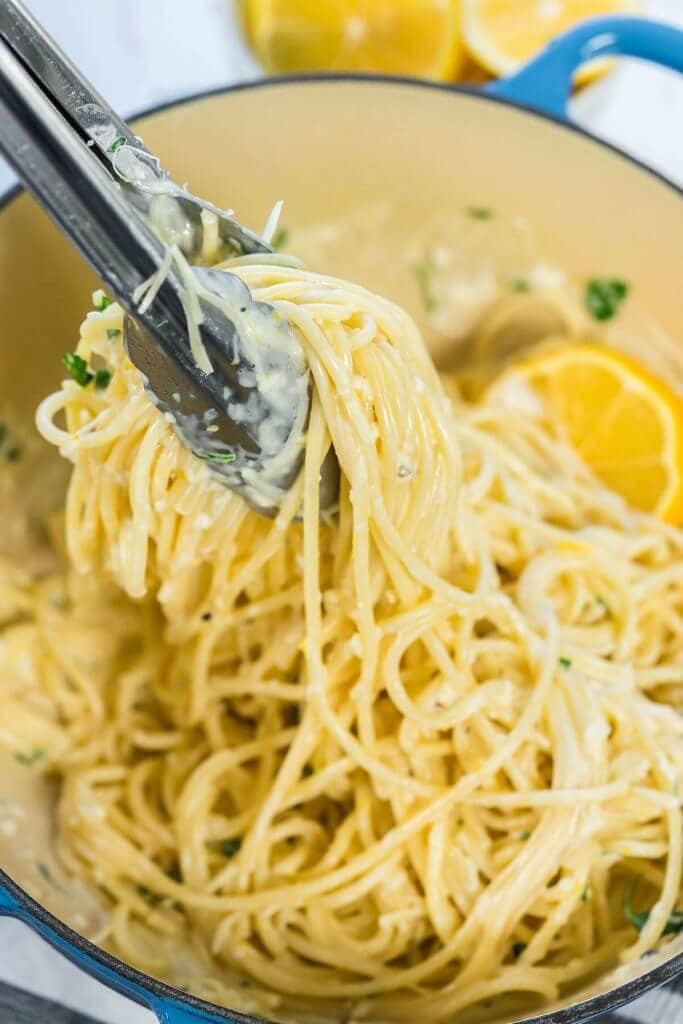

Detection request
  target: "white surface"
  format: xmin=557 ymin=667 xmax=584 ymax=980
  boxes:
xmin=0 ymin=1 xmax=682 ymax=1022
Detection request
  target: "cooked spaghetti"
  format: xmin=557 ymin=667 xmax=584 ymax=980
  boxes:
xmin=1 ymin=256 xmax=682 ymax=1023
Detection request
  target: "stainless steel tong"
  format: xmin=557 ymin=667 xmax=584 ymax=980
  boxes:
xmin=0 ymin=0 xmax=314 ymax=513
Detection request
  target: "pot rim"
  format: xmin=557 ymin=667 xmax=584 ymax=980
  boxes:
xmin=1 ymin=70 xmax=681 ymax=214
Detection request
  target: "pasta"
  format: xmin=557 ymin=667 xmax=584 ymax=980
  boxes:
xmin=1 ymin=255 xmax=683 ymax=1023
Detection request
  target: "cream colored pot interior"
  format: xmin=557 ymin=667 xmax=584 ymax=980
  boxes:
xmin=0 ymin=79 xmax=682 ymax=1023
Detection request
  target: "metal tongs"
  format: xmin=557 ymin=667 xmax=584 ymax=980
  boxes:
xmin=0 ymin=0 xmax=317 ymax=513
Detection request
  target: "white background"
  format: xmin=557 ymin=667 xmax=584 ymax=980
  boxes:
xmin=0 ymin=1 xmax=682 ymax=1021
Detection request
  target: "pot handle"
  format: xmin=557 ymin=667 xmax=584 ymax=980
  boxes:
xmin=0 ymin=879 xmax=243 ymax=1024
xmin=0 ymin=884 xmax=101 ymax=1024
xmin=486 ymin=15 xmax=683 ymax=120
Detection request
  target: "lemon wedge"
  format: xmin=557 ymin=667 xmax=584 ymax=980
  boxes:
xmin=486 ymin=343 xmax=683 ymax=522
xmin=461 ymin=0 xmax=642 ymax=79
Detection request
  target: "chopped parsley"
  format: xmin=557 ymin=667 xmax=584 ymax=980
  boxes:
xmin=271 ymin=226 xmax=289 ymax=251
xmin=106 ymin=328 xmax=121 ymax=340
xmin=512 ymin=942 xmax=527 ymax=958
xmin=63 ymin=354 xmax=112 ymax=390
xmin=14 ymin=748 xmax=45 ymax=766
xmin=584 ymin=278 xmax=629 ymax=321
xmin=467 ymin=206 xmax=493 ymax=220
xmin=0 ymin=424 xmax=22 ymax=463
xmin=519 ymin=830 xmax=531 ymax=841
xmin=108 ymin=136 xmax=126 ymax=155
xmin=415 ymin=258 xmax=438 ymax=313
xmin=221 ymin=837 xmax=242 ymax=858
xmin=625 ymin=881 xmax=683 ymax=935
xmin=193 ymin=449 xmax=237 ymax=464
xmin=36 ymin=862 xmax=54 ymax=884
xmin=510 ymin=275 xmax=531 ymax=293
xmin=559 ymin=656 xmax=572 ymax=670
xmin=63 ymin=352 xmax=93 ymax=387
xmin=93 ymin=289 xmax=112 ymax=311
xmin=581 ymin=888 xmax=589 ymax=902
xmin=596 ymin=595 xmax=610 ymax=613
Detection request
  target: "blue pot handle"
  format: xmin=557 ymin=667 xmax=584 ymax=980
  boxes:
xmin=1 ymin=875 xmax=247 ymax=1024
xmin=487 ymin=15 xmax=683 ymax=120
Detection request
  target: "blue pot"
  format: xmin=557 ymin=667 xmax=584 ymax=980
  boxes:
xmin=1 ymin=14 xmax=682 ymax=1024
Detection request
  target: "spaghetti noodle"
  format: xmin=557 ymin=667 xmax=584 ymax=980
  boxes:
xmin=1 ymin=257 xmax=682 ymax=1022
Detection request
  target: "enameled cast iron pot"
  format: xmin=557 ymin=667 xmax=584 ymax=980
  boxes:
xmin=0 ymin=16 xmax=682 ymax=1024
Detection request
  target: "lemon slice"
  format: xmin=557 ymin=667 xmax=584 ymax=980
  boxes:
xmin=461 ymin=0 xmax=642 ymax=79
xmin=242 ymin=0 xmax=464 ymax=80
xmin=486 ymin=343 xmax=683 ymax=522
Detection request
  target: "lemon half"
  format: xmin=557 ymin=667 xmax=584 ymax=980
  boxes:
xmin=243 ymin=0 xmax=465 ymax=80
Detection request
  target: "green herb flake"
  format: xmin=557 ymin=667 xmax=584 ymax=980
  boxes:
xmin=136 ymin=884 xmax=162 ymax=905
xmin=519 ymin=830 xmax=531 ymax=841
xmin=63 ymin=352 xmax=94 ymax=387
xmin=0 ymin=423 xmax=21 ymax=463
xmin=106 ymin=328 xmax=121 ymax=340
xmin=93 ymin=289 xmax=113 ymax=312
xmin=467 ymin=206 xmax=493 ymax=221
xmin=14 ymin=748 xmax=45 ymax=766
xmin=415 ymin=259 xmax=438 ymax=314
xmin=559 ymin=656 xmax=572 ymax=670
xmin=510 ymin=276 xmax=531 ymax=293
xmin=221 ymin=837 xmax=242 ymax=858
xmin=581 ymin=888 xmax=589 ymax=902
xmin=271 ymin=226 xmax=289 ymax=251
xmin=37 ymin=862 xmax=54 ymax=884
xmin=108 ymin=136 xmax=126 ymax=155
xmin=94 ymin=368 xmax=112 ymax=390
xmin=585 ymin=278 xmax=629 ymax=322
xmin=596 ymin=596 xmax=610 ymax=613
xmin=512 ymin=942 xmax=527 ymax=958
xmin=193 ymin=449 xmax=237 ymax=464
xmin=625 ymin=880 xmax=683 ymax=935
